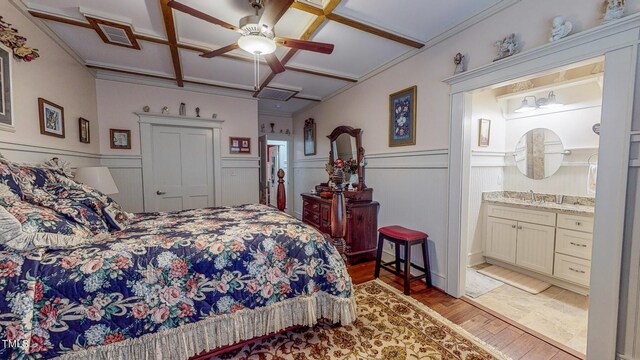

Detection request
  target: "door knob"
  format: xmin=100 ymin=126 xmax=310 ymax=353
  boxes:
xmin=156 ymin=190 xmax=166 ymax=195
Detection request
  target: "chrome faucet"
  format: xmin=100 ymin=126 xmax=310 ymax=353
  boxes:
xmin=529 ymin=190 xmax=536 ymax=203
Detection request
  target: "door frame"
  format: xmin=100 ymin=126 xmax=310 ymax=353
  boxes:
xmin=444 ymin=15 xmax=640 ymax=360
xmin=262 ymin=134 xmax=294 ymax=214
xmin=138 ymin=113 xmax=224 ymax=211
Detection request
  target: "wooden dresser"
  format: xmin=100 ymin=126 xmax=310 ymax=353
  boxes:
xmin=301 ymin=193 xmax=379 ymax=264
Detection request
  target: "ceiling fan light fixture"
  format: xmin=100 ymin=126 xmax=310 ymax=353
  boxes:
xmin=238 ymin=34 xmax=276 ymax=55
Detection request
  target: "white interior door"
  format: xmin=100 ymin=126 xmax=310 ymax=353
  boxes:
xmin=258 ymin=135 xmax=267 ymax=204
xmin=151 ymin=125 xmax=214 ymax=212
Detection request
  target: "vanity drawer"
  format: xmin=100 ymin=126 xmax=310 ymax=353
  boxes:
xmin=557 ymin=214 xmax=594 ymax=233
xmin=554 ymin=253 xmax=591 ymax=287
xmin=487 ymin=205 xmax=556 ymax=227
xmin=556 ymin=228 xmax=592 ymax=260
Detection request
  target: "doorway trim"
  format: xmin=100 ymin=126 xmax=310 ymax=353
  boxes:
xmin=137 ymin=113 xmax=224 ymax=211
xmin=444 ymin=15 xmax=640 ymax=360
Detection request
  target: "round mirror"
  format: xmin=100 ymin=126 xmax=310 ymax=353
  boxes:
xmin=514 ymin=128 xmax=565 ymax=179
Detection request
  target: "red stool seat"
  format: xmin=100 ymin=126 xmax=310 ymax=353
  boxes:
xmin=379 ymin=226 xmax=428 ymax=241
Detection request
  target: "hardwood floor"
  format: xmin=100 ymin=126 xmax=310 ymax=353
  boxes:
xmin=348 ymin=261 xmax=581 ymax=360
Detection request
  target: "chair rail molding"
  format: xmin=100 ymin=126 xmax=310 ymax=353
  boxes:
xmin=444 ymin=14 xmax=640 ymax=360
xmin=137 ymin=112 xmax=224 ymax=210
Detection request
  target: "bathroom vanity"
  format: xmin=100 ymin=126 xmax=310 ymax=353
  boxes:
xmin=483 ymin=191 xmax=594 ymax=294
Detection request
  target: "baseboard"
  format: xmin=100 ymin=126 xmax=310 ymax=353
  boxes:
xmin=467 ymin=251 xmax=485 ymax=267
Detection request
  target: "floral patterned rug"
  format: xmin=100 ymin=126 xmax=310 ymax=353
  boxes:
xmin=218 ymin=280 xmax=509 ymax=359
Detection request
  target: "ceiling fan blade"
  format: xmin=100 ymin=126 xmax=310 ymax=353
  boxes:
xmin=264 ymin=53 xmax=286 ymax=74
xmin=200 ymin=43 xmax=239 ymax=58
xmin=274 ymin=37 xmax=334 ymax=54
xmin=259 ymin=0 xmax=294 ymax=27
xmin=167 ymin=1 xmax=241 ymax=32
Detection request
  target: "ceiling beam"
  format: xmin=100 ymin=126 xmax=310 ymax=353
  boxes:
xmin=325 ymin=13 xmax=423 ymax=49
xmin=159 ymin=0 xmax=184 ymax=87
xmin=28 ymin=11 xmax=92 ymax=29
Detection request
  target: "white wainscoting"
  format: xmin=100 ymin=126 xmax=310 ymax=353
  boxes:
xmin=101 ymin=156 xmax=144 ymax=213
xmin=293 ymin=149 xmax=450 ymax=289
xmin=220 ymin=157 xmax=259 ymax=206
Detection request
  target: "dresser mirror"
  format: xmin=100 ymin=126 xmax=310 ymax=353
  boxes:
xmin=328 ymin=126 xmax=366 ymax=190
xmin=514 ymin=128 xmax=566 ymax=180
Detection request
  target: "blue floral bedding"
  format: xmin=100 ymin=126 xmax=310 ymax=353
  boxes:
xmin=0 ymin=204 xmax=354 ymax=359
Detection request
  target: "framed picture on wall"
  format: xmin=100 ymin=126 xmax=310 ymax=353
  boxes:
xmin=38 ymin=98 xmax=65 ymax=138
xmin=304 ymin=118 xmax=316 ymax=156
xmin=110 ymin=128 xmax=131 ymax=149
xmin=0 ymin=44 xmax=13 ymax=130
xmin=478 ymin=118 xmax=491 ymax=147
xmin=230 ymin=136 xmax=251 ymax=154
xmin=389 ymin=86 xmax=417 ymax=147
xmin=79 ymin=118 xmax=90 ymax=143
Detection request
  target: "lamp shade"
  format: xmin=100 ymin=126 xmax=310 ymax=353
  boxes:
xmin=238 ymin=35 xmax=276 ymax=55
xmin=74 ymin=167 xmax=119 ymax=195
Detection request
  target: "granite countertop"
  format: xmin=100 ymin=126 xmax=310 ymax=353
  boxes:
xmin=483 ymin=191 xmax=595 ymax=216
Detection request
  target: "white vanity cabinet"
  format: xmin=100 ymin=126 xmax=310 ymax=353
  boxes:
xmin=484 ymin=204 xmax=594 ymax=292
xmin=485 ymin=206 xmax=556 ymax=275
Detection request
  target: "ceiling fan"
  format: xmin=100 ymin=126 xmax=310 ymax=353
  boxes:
xmin=167 ymin=0 xmax=335 ymax=79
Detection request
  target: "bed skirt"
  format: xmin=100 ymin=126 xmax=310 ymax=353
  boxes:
xmin=57 ymin=291 xmax=357 ymax=360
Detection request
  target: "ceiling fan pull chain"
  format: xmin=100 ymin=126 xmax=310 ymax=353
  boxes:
xmin=254 ymin=53 xmax=259 ymax=90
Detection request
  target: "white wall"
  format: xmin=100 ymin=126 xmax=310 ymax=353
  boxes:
xmin=0 ymin=2 xmax=99 ymax=154
xmin=259 ymin=114 xmax=293 ymax=137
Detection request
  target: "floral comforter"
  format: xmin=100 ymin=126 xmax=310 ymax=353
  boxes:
xmin=0 ymin=204 xmax=354 ymax=359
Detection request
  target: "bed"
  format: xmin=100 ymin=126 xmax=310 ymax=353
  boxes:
xmin=0 ymin=157 xmax=356 ymax=359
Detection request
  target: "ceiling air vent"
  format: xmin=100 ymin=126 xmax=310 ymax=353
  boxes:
xmin=86 ymin=16 xmax=141 ymax=50
xmin=256 ymin=87 xmax=299 ymax=101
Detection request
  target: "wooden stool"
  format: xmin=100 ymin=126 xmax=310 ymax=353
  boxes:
xmin=374 ymin=225 xmax=432 ymax=295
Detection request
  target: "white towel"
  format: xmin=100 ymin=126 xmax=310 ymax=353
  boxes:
xmin=587 ymin=164 xmax=598 ymax=195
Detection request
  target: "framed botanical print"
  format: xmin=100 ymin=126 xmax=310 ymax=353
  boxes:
xmin=0 ymin=44 xmax=12 ymax=130
xmin=79 ymin=118 xmax=90 ymax=144
xmin=38 ymin=98 xmax=65 ymax=138
xmin=389 ymin=86 xmax=417 ymax=147
xmin=110 ymin=128 xmax=131 ymax=149
xmin=304 ymin=118 xmax=316 ymax=156
xmin=478 ymin=118 xmax=491 ymax=147
xmin=229 ymin=136 xmax=251 ymax=154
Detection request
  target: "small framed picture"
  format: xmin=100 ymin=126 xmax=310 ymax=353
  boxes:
xmin=304 ymin=118 xmax=316 ymax=156
xmin=230 ymin=137 xmax=251 ymax=154
xmin=389 ymin=86 xmax=417 ymax=147
xmin=478 ymin=118 xmax=491 ymax=147
xmin=110 ymin=128 xmax=131 ymax=149
xmin=79 ymin=118 xmax=90 ymax=143
xmin=38 ymin=98 xmax=65 ymax=138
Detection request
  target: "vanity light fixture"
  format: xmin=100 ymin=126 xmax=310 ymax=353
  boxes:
xmin=514 ymin=91 xmax=563 ymax=113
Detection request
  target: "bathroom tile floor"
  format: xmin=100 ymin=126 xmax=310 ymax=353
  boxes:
xmin=470 ymin=266 xmax=589 ymax=355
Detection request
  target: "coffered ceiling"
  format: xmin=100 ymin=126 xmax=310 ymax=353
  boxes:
xmin=18 ymin=0 xmax=504 ymax=115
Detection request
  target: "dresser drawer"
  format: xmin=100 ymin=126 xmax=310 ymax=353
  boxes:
xmin=303 ymin=200 xmax=321 ymax=215
xmin=556 ymin=228 xmax=592 ymax=260
xmin=303 ymin=210 xmax=320 ymax=227
xmin=554 ymin=253 xmax=591 ymax=287
xmin=487 ymin=205 xmax=556 ymax=227
xmin=321 ymin=205 xmax=330 ymax=221
xmin=557 ymin=214 xmax=593 ymax=233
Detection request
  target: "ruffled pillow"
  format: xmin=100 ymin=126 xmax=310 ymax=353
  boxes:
xmin=0 ymin=158 xmax=24 ymax=198
xmin=0 ymin=196 xmax=95 ymax=251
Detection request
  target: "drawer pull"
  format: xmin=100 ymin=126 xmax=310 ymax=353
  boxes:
xmin=570 ymin=241 xmax=587 ymax=248
xmin=517 ymin=226 xmax=523 ymax=230
xmin=569 ymin=267 xmax=586 ymax=274
xmin=511 ymin=225 xmax=516 ymax=229
xmin=575 ymin=221 xmax=581 ymax=226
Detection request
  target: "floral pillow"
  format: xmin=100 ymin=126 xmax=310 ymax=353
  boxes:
xmin=0 ymin=158 xmax=24 ymax=198
xmin=0 ymin=196 xmax=95 ymax=251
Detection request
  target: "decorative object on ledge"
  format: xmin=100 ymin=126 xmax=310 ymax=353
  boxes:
xmin=0 ymin=16 xmax=39 ymax=61
xmin=38 ymin=98 xmax=65 ymax=138
xmin=0 ymin=45 xmax=13 ymax=128
xmin=260 ymin=123 xmax=265 ymax=133
xmin=179 ymin=102 xmax=186 ymax=116
xmin=453 ymin=52 xmax=466 ymax=75
xmin=212 ymin=113 xmax=218 ymax=119
xmin=389 ymin=86 xmax=417 ymax=147
xmin=285 ymin=129 xmax=290 ymax=135
xmin=494 ymin=33 xmax=520 ymax=61
xmin=161 ymin=106 xmax=169 ymax=114
xmin=195 ymin=107 xmax=200 ymax=117
xmin=602 ymin=0 xmax=625 ymax=24
xmin=550 ymin=16 xmax=573 ymax=42
xmin=229 ymin=136 xmax=251 ymax=154
xmin=478 ymin=118 xmax=491 ymax=147
xmin=110 ymin=128 xmax=131 ymax=149
xmin=304 ymin=118 xmax=316 ymax=156
xmin=270 ymin=122 xmax=275 ymax=133
xmin=79 ymin=117 xmax=90 ymax=144
xmin=142 ymin=105 xmax=150 ymax=112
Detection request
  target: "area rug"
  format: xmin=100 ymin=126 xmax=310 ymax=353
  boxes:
xmin=466 ymin=268 xmax=505 ymax=298
xmin=478 ymin=265 xmax=551 ymax=295
xmin=218 ymin=279 xmax=509 ymax=359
